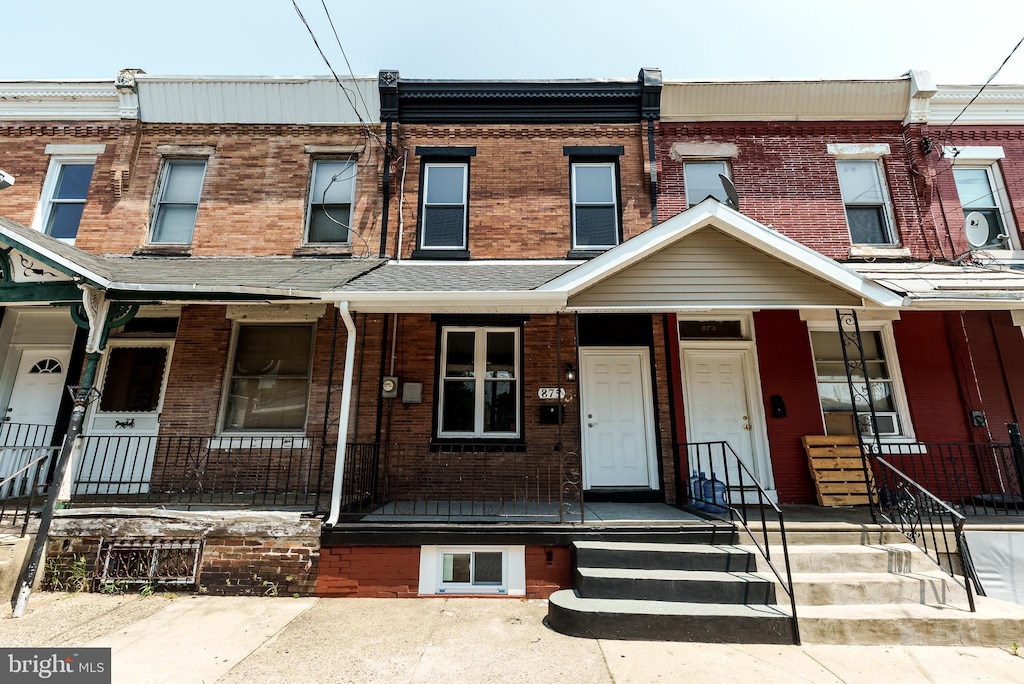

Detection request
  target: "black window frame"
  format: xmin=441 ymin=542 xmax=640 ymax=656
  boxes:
xmin=564 ymin=146 xmax=624 ymax=259
xmin=413 ymin=147 xmax=476 ymax=260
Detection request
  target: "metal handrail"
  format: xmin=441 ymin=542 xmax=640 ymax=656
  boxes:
xmin=874 ymin=456 xmax=976 ymax=612
xmin=0 ymin=448 xmax=58 ymax=489
xmin=684 ymin=441 xmax=800 ymax=644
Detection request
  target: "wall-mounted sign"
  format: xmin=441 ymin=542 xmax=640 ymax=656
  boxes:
xmin=538 ymin=387 xmax=565 ymax=400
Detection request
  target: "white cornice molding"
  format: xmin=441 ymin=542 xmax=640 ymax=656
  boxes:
xmin=0 ymin=82 xmax=122 ymax=121
xmin=929 ymin=85 xmax=1024 ymax=125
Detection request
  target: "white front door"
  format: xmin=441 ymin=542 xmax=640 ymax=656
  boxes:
xmin=682 ymin=347 xmax=773 ymax=496
xmin=0 ymin=348 xmax=71 ymax=495
xmin=77 ymin=340 xmax=174 ymax=495
xmin=580 ymin=347 xmax=658 ymax=489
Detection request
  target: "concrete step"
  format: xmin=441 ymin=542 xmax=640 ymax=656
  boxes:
xmin=782 ymin=571 xmax=968 ymax=606
xmin=796 ymin=596 xmax=1024 ymax=646
xmin=574 ymin=541 xmax=756 ymax=572
xmin=576 ymin=567 xmax=776 ymax=604
xmin=546 ymin=590 xmax=795 ymax=644
xmin=745 ymin=543 xmax=922 ymax=574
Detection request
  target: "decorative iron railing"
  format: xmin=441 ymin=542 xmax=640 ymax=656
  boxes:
xmin=337 ymin=442 xmax=584 ymax=522
xmin=680 ymin=441 xmax=800 ymax=644
xmin=873 ymin=456 xmax=977 ymax=612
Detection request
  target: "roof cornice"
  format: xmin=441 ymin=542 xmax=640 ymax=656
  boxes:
xmin=929 ymin=85 xmax=1024 ymax=125
xmin=0 ymin=81 xmax=122 ymax=121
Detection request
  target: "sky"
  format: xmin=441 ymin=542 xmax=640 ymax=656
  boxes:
xmin=3 ymin=0 xmax=1024 ymax=85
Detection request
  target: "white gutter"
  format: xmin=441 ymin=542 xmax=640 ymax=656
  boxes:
xmin=326 ymin=300 xmax=357 ymax=526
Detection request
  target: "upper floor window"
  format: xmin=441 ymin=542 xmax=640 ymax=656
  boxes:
xmin=438 ymin=326 xmax=519 ymax=439
xmin=306 ymin=159 xmax=355 ymax=244
xmin=836 ymin=160 xmax=895 ymax=245
xmin=952 ymin=166 xmax=1016 ymax=250
xmin=222 ymin=324 xmax=313 ymax=432
xmin=570 ymin=162 xmax=619 ymax=249
xmin=420 ymin=162 xmax=468 ymax=251
xmin=41 ymin=160 xmax=95 ymax=241
xmin=151 ymin=159 xmax=207 ymax=244
xmin=684 ymin=161 xmax=730 ymax=207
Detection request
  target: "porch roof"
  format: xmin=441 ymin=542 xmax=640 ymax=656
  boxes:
xmin=850 ymin=261 xmax=1024 ymax=309
xmin=539 ymin=199 xmax=908 ymax=311
xmin=0 ymin=215 xmax=384 ymax=302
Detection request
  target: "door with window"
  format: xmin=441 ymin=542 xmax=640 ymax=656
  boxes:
xmin=77 ymin=341 xmax=174 ymax=494
xmin=580 ymin=347 xmax=657 ymax=489
xmin=0 ymin=349 xmax=70 ymax=496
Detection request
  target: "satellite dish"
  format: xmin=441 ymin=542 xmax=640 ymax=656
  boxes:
xmin=964 ymin=211 xmax=990 ymax=249
xmin=719 ymin=174 xmax=739 ymax=210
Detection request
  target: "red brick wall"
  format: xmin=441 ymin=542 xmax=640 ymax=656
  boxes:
xmin=388 ymin=124 xmax=650 ymax=259
xmin=316 ymin=545 xmax=571 ymax=599
xmin=657 ymin=121 xmax=930 ymax=260
xmin=752 ymin=311 xmax=824 ymax=504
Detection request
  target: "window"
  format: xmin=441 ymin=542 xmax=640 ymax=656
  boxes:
xmin=684 ymin=161 xmax=730 ymax=207
xmin=810 ymin=328 xmax=909 ymax=438
xmin=151 ymin=159 xmax=207 ymax=244
xmin=438 ymin=326 xmax=519 ymax=438
xmin=223 ymin=325 xmax=313 ymax=432
xmin=421 ymin=163 xmax=468 ymax=250
xmin=418 ymin=545 xmax=526 ymax=596
xmin=953 ymin=167 xmax=1010 ymax=249
xmin=38 ymin=159 xmax=95 ymax=241
xmin=306 ymin=159 xmax=355 ymax=244
xmin=571 ymin=162 xmax=619 ymax=248
xmin=98 ymin=347 xmax=169 ymax=413
xmin=836 ymin=160 xmax=895 ymax=245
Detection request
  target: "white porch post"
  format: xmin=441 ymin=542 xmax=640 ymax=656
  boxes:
xmin=326 ymin=300 xmax=357 ymax=526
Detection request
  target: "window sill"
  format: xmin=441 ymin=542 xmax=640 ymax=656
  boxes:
xmin=847 ymin=245 xmax=911 ymax=259
xmin=566 ymin=249 xmax=610 ymax=260
xmin=292 ymin=245 xmax=354 ymax=258
xmin=429 ymin=439 xmax=526 ymax=452
xmin=133 ymin=245 xmax=192 ymax=257
xmin=411 ymin=249 xmax=470 ymax=260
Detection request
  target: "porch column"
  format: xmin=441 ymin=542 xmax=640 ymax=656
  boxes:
xmin=326 ymin=300 xmax=357 ymax=526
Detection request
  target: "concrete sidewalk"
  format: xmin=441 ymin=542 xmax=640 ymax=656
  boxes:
xmin=2 ymin=593 xmax=1023 ymax=683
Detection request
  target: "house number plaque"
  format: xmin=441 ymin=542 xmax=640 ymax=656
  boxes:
xmin=537 ymin=387 xmax=565 ymax=399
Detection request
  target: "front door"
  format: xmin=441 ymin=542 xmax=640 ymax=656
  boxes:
xmin=77 ymin=340 xmax=174 ymax=494
xmin=0 ymin=349 xmax=71 ymax=495
xmin=682 ymin=347 xmax=773 ymax=496
xmin=580 ymin=347 xmax=658 ymax=489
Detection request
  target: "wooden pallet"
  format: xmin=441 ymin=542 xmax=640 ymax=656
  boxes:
xmin=801 ymin=435 xmax=877 ymax=507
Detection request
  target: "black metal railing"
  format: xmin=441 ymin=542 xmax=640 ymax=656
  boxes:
xmin=681 ymin=441 xmax=800 ymax=644
xmin=337 ymin=442 xmax=583 ymax=522
xmin=0 ymin=424 xmax=60 ymax=534
xmin=71 ymin=434 xmax=328 ymax=509
xmin=873 ymin=456 xmax=977 ymax=612
xmin=868 ymin=438 xmax=1023 ymax=517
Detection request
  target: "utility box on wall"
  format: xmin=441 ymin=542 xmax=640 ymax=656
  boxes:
xmin=538 ymin=405 xmax=564 ymax=425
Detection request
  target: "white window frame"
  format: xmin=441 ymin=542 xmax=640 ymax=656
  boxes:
xmin=149 ymin=157 xmax=208 ymax=245
xmin=418 ymin=545 xmax=525 ymax=596
xmin=33 ymin=155 xmax=98 ymax=244
xmin=944 ymin=146 xmax=1019 ymax=253
xmin=420 ymin=162 xmax=468 ymax=251
xmin=438 ymin=326 xmax=520 ymax=439
xmin=804 ymin=315 xmax=915 ymax=442
xmin=218 ymin=322 xmax=315 ymax=435
xmin=570 ymin=161 xmax=619 ymax=249
xmin=834 ymin=159 xmax=897 ymax=245
xmin=304 ymin=158 xmax=356 ymax=245
xmin=683 ymin=160 xmax=731 ymax=208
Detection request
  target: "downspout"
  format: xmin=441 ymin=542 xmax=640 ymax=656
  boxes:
xmin=326 ymin=300 xmax=358 ymax=526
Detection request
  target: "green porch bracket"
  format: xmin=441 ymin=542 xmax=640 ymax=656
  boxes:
xmin=71 ymin=298 xmax=140 ymax=352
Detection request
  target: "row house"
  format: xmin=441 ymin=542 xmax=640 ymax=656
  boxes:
xmin=2 ymin=68 xmax=1023 ymax=616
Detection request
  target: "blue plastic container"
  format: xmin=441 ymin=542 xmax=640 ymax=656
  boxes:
xmin=701 ymin=472 xmax=729 ymax=513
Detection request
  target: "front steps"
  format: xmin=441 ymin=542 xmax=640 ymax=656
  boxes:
xmin=546 ymin=540 xmax=795 ymax=643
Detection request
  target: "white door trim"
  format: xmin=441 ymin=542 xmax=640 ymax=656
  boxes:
xmin=679 ymin=340 xmax=775 ymax=493
xmin=579 ymin=346 xmax=659 ymax=490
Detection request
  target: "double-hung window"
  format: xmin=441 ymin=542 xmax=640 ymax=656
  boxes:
xmin=151 ymin=158 xmax=207 ymax=244
xmin=810 ymin=327 xmax=910 ymax=438
xmin=306 ymin=159 xmax=355 ymax=244
xmin=836 ymin=160 xmax=896 ymax=245
xmin=34 ymin=144 xmax=105 ymax=243
xmin=438 ymin=326 xmax=519 ymax=438
xmin=223 ymin=324 xmax=313 ymax=432
xmin=570 ymin=162 xmax=619 ymax=249
xmin=420 ymin=162 xmax=468 ymax=251
xmin=684 ymin=160 xmax=730 ymax=207
xmin=944 ymin=146 xmax=1016 ymax=251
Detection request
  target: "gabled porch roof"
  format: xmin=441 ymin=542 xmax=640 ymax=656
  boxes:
xmin=0 ymin=215 xmax=384 ymax=303
xmin=539 ymin=199 xmax=908 ymax=311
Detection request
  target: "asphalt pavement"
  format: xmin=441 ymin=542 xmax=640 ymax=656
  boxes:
xmin=2 ymin=592 xmax=1023 ymax=683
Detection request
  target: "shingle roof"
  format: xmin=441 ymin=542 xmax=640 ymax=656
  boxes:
xmin=336 ymin=261 xmax=579 ymax=292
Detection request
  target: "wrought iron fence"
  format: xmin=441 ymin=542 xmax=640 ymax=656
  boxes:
xmin=0 ymin=424 xmax=60 ymax=534
xmin=679 ymin=441 xmax=800 ymax=644
xmin=337 ymin=442 xmax=583 ymax=522
xmin=873 ymin=456 xmax=977 ymax=612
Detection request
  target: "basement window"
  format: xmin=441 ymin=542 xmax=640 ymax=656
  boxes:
xmin=418 ymin=545 xmax=525 ymax=596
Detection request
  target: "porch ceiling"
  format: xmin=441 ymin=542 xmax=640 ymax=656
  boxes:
xmin=542 ymin=199 xmax=907 ymax=311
